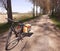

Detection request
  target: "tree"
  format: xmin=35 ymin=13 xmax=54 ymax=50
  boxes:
xmin=0 ymin=0 xmax=13 ymax=23
xmin=31 ymin=0 xmax=49 ymax=14
xmin=7 ymin=0 xmax=13 ymax=23
xmin=29 ymin=0 xmax=40 ymax=17
xmin=29 ymin=0 xmax=35 ymax=17
xmin=49 ymin=0 xmax=60 ymax=20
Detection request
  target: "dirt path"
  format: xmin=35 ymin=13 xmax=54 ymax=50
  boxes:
xmin=0 ymin=15 xmax=60 ymax=51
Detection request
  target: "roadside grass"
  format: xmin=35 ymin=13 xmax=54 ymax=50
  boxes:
xmin=49 ymin=15 xmax=60 ymax=28
xmin=0 ymin=16 xmax=39 ymax=34
xmin=0 ymin=23 xmax=11 ymax=33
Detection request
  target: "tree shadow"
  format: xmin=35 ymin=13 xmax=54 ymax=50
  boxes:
xmin=26 ymin=16 xmax=60 ymax=39
xmin=0 ymin=34 xmax=7 ymax=43
xmin=37 ymin=23 xmax=60 ymax=39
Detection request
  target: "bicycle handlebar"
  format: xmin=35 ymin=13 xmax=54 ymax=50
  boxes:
xmin=6 ymin=18 xmax=19 ymax=23
xmin=6 ymin=18 xmax=14 ymax=22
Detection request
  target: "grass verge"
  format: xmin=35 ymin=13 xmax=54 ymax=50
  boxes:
xmin=49 ymin=15 xmax=60 ymax=28
xmin=0 ymin=23 xmax=11 ymax=34
xmin=0 ymin=16 xmax=39 ymax=34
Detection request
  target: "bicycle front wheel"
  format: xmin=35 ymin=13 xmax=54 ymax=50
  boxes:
xmin=5 ymin=29 xmax=19 ymax=50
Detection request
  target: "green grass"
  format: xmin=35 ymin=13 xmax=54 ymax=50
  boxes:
xmin=49 ymin=15 xmax=60 ymax=28
xmin=0 ymin=23 xmax=11 ymax=33
xmin=0 ymin=16 xmax=38 ymax=34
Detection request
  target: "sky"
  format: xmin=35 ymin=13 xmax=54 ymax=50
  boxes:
xmin=0 ymin=0 xmax=33 ymax=13
xmin=12 ymin=0 xmax=33 ymax=13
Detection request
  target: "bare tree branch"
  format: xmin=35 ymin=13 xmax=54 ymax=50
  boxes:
xmin=2 ymin=0 xmax=7 ymax=10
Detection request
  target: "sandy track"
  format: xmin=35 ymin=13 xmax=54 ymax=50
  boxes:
xmin=0 ymin=15 xmax=60 ymax=51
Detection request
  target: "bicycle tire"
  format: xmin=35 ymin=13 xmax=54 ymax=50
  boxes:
xmin=6 ymin=37 xmax=19 ymax=50
xmin=5 ymin=29 xmax=19 ymax=50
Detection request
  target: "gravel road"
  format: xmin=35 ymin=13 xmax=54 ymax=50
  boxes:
xmin=0 ymin=15 xmax=60 ymax=51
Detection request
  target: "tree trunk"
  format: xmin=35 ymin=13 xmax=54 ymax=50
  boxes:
xmin=7 ymin=0 xmax=12 ymax=23
xmin=39 ymin=6 xmax=42 ymax=15
xmin=33 ymin=4 xmax=35 ymax=17
xmin=33 ymin=1 xmax=36 ymax=17
xmin=36 ymin=5 xmax=38 ymax=17
xmin=43 ymin=8 xmax=47 ymax=14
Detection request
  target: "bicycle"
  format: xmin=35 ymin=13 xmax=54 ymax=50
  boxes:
xmin=5 ymin=18 xmax=33 ymax=50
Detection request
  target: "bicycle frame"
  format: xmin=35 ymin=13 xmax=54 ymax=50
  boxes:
xmin=10 ymin=21 xmax=24 ymax=37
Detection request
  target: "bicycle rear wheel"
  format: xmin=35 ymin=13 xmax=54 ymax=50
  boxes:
xmin=5 ymin=29 xmax=19 ymax=50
